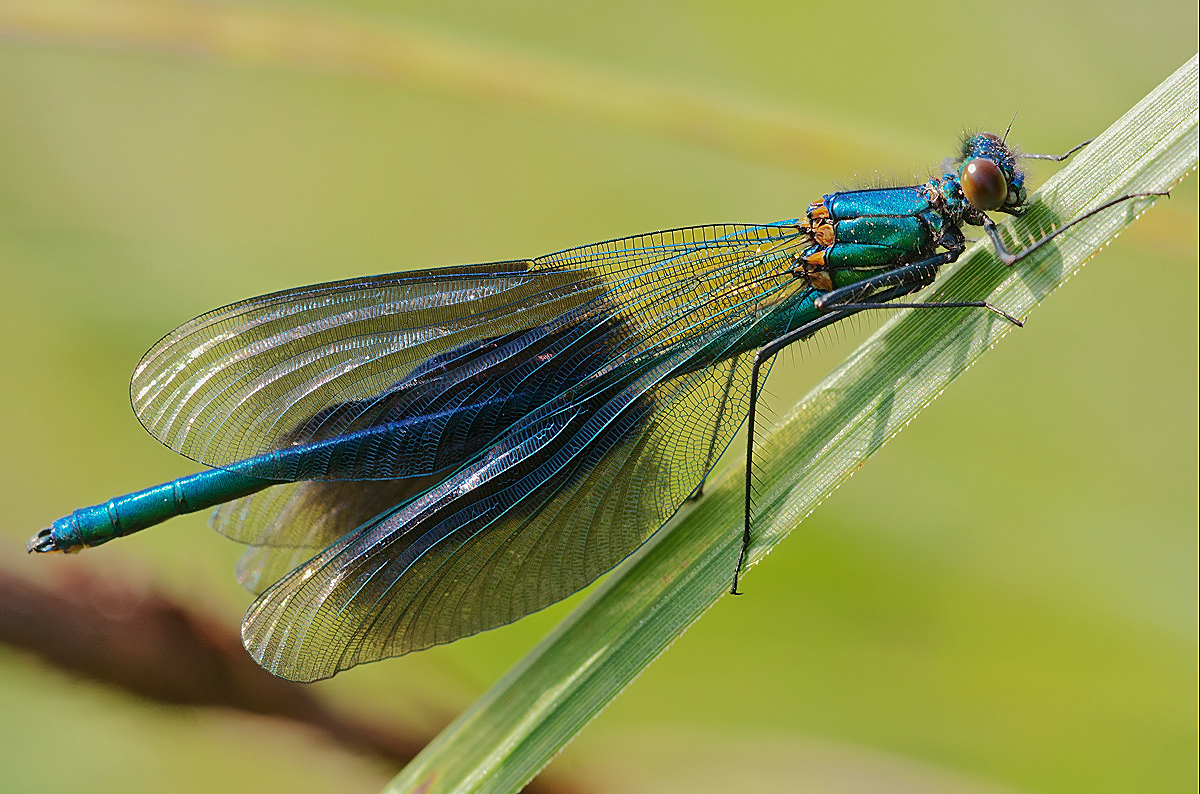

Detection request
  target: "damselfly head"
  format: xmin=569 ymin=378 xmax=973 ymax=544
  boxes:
xmin=957 ymin=132 xmax=1028 ymax=215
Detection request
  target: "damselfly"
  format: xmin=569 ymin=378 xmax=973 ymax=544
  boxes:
xmin=29 ymin=131 xmax=1164 ymax=682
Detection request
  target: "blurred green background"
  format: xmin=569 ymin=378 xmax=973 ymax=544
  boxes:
xmin=0 ymin=1 xmax=1195 ymax=792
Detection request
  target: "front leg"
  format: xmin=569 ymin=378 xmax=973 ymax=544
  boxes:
xmin=983 ymin=191 xmax=1168 ymax=266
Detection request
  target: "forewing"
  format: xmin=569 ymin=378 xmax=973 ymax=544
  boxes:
xmin=131 ymin=224 xmax=809 ymax=483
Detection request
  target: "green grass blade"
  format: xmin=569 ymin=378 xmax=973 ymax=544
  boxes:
xmin=385 ymin=54 xmax=1198 ymax=794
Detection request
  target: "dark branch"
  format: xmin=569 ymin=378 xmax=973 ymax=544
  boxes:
xmin=0 ymin=564 xmax=584 ymax=794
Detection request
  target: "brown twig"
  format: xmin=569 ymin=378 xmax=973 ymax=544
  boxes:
xmin=0 ymin=564 xmax=584 ymax=794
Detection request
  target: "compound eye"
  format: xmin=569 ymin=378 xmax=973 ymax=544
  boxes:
xmin=961 ymin=158 xmax=1008 ymax=211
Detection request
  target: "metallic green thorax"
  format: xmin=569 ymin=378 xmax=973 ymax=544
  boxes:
xmin=792 ymin=133 xmax=1030 ymax=293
